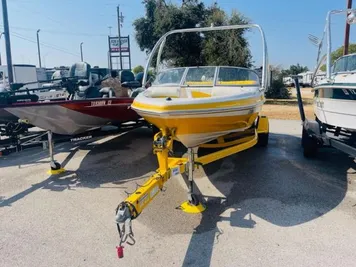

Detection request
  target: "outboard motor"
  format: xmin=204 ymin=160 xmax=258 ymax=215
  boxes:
xmin=69 ymin=62 xmax=101 ymax=99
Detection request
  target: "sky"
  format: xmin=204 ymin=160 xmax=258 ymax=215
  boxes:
xmin=1 ymin=0 xmax=356 ymax=71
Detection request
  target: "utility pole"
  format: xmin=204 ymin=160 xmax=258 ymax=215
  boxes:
xmin=2 ymin=0 xmax=14 ymax=84
xmin=344 ymin=0 xmax=353 ymax=55
xmin=80 ymin=42 xmax=84 ymax=61
xmin=0 ymin=32 xmax=4 ymax=65
xmin=117 ymin=5 xmax=123 ymax=70
xmin=36 ymin=29 xmax=42 ymax=68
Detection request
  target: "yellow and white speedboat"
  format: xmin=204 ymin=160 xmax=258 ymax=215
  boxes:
xmin=114 ymin=25 xmax=270 ymax=243
xmin=132 ymin=24 xmax=269 ymax=148
xmin=132 ymin=66 xmax=265 ymax=147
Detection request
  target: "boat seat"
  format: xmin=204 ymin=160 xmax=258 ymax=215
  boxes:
xmin=185 ymin=87 xmax=212 ymax=98
xmin=99 ymin=87 xmax=115 ymax=98
xmin=147 ymin=87 xmax=180 ymax=98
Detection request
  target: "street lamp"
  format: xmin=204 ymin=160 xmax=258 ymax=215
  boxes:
xmin=36 ymin=29 xmax=41 ymax=68
xmin=43 ymin=52 xmax=50 ymax=67
xmin=2 ymin=0 xmax=14 ymax=83
xmin=80 ymin=42 xmax=83 ymax=61
xmin=0 ymin=32 xmax=4 ymax=65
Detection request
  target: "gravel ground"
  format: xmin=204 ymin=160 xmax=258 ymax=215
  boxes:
xmin=262 ymin=87 xmax=314 ymax=120
xmin=1 ymin=119 xmax=356 ymax=267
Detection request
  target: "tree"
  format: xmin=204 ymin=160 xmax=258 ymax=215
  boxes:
xmin=269 ymin=64 xmax=283 ymax=80
xmin=202 ymin=7 xmax=251 ymax=67
xmin=133 ymin=0 xmax=252 ymax=68
xmin=289 ymin=64 xmax=309 ymax=75
xmin=320 ymin=43 xmax=356 ymax=71
xmin=132 ymin=65 xmax=145 ymax=74
xmin=281 ymin=64 xmax=309 ymax=76
xmin=265 ymin=64 xmax=291 ymax=99
xmin=265 ymin=79 xmax=291 ymax=99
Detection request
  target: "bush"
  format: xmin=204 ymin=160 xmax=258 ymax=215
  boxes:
xmin=265 ymin=79 xmax=291 ymax=99
xmin=132 ymin=65 xmax=145 ymax=75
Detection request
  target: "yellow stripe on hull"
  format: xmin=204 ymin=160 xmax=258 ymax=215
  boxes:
xmin=132 ymin=96 xmax=264 ymax=113
xmin=144 ymin=113 xmax=259 ymax=135
xmin=190 ymin=91 xmax=211 ymax=98
xmin=145 ymin=112 xmax=259 ymax=147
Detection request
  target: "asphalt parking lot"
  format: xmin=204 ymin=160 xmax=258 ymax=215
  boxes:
xmin=1 ymin=119 xmax=356 ymax=267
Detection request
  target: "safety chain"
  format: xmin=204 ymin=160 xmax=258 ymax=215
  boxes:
xmin=115 ymin=201 xmax=139 ymax=259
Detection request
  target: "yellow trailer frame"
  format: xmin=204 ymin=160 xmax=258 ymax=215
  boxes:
xmin=115 ymin=116 xmax=269 ymax=252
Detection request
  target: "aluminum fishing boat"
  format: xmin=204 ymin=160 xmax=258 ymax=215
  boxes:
xmin=5 ymin=98 xmax=139 ymax=135
xmin=3 ymin=62 xmax=141 ymax=135
xmin=132 ymin=24 xmax=269 ymax=148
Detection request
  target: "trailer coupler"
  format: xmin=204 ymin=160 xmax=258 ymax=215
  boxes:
xmin=115 ymin=201 xmax=138 ymax=258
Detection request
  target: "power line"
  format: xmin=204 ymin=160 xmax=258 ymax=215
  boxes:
xmin=9 ymin=2 xmax=117 ymax=35
xmin=0 ymin=24 xmax=107 ymax=37
xmin=9 ymin=3 xmax=65 ymax=27
xmin=10 ymin=32 xmax=80 ymax=57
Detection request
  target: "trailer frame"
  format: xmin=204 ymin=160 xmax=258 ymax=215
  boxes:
xmin=293 ymin=76 xmax=356 ymax=158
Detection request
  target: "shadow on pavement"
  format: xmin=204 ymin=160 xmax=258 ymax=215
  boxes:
xmin=179 ymin=132 xmax=351 ymax=267
xmin=0 ymin=127 xmax=155 ymax=207
xmin=0 ymin=128 xmax=353 ymax=267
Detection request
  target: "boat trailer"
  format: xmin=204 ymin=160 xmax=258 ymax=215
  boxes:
xmin=293 ymin=77 xmax=356 ymax=158
xmin=114 ymin=115 xmax=269 ymax=258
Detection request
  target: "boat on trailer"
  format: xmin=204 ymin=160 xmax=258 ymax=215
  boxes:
xmin=3 ymin=62 xmax=141 ymax=136
xmin=296 ymin=9 xmax=356 ymax=157
xmin=1 ymin=62 xmax=143 ymax=164
xmin=313 ymin=52 xmax=356 ymax=132
xmin=114 ymin=23 xmax=270 ymax=258
xmin=4 ymin=97 xmax=140 ymax=136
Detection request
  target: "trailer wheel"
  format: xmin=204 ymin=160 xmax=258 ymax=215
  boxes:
xmin=302 ymin=128 xmax=318 ymax=158
xmin=257 ymin=132 xmax=269 ymax=147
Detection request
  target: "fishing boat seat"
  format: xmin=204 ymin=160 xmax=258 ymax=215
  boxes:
xmin=119 ymin=70 xmax=135 ymax=83
xmin=99 ymin=87 xmax=115 ymax=98
xmin=69 ymin=62 xmax=104 ymax=99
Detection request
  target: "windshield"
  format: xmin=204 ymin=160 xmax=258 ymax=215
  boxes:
xmin=152 ymin=68 xmax=185 ymax=85
xmin=333 ymin=54 xmax=356 ymax=73
xmin=150 ymin=66 xmax=260 ymax=87
xmin=217 ymin=67 xmax=259 ymax=85
xmin=184 ymin=67 xmax=216 ymax=86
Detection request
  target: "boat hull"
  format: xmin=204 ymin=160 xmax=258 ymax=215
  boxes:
xmin=135 ymin=102 xmax=262 ymax=147
xmin=0 ymin=107 xmax=18 ymax=124
xmin=314 ymin=86 xmax=356 ymax=132
xmin=4 ymin=98 xmax=140 ymax=135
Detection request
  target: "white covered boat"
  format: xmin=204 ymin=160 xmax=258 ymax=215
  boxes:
xmin=312 ymin=10 xmax=356 ymax=133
